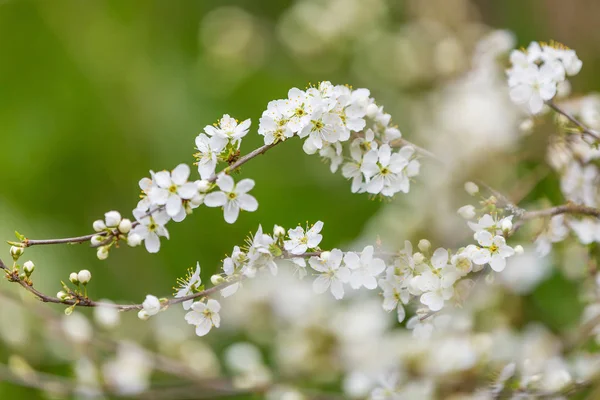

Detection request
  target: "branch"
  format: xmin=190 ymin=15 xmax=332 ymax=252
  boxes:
xmin=548 ymin=100 xmax=600 ymax=142
xmin=16 ymin=141 xmax=283 ymax=249
xmin=520 ymin=203 xmax=600 ymax=220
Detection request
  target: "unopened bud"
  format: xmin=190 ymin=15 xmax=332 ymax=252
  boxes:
xmin=418 ymin=239 xmax=431 ymax=252
xmin=464 ymin=182 xmax=479 ymax=196
xmin=457 ymin=205 xmax=476 ymax=219
xmin=273 ymin=225 xmax=286 ymax=237
xmin=501 ymin=219 xmax=513 ymax=232
xmin=23 ymin=261 xmax=35 ymax=276
xmin=514 ymin=245 xmax=524 ymax=255
xmin=93 ymin=220 xmax=106 ymax=232
xmin=413 ymin=252 xmax=425 ymax=264
xmin=197 ymin=180 xmax=211 ymax=193
xmin=519 ymin=118 xmax=534 ymax=134
xmin=127 ymin=234 xmax=142 ymax=247
xmin=78 ymin=270 xmax=92 ymax=285
xmin=211 ymin=274 xmax=225 ymax=285
xmin=91 ymin=235 xmax=104 ymax=246
xmin=118 ymin=218 xmax=132 ymax=234
xmin=10 ymin=246 xmax=24 ymax=261
xmin=366 ymin=103 xmax=379 ymax=118
xmin=137 ymin=310 xmax=150 ymax=321
xmin=97 ymin=246 xmax=109 ymax=261
xmin=57 ymin=291 xmax=70 ymax=301
xmin=104 ymin=211 xmax=122 ymax=228
xmin=69 ymin=272 xmax=79 ymax=284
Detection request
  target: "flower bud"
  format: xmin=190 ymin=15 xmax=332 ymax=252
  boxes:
xmin=137 ymin=310 xmax=150 ymax=321
xmin=518 ymin=118 xmax=534 ymax=134
xmin=457 ymin=205 xmax=476 ymax=219
xmin=501 ymin=219 xmax=513 ymax=232
xmin=57 ymin=291 xmax=70 ymax=301
xmin=78 ymin=270 xmax=92 ymax=285
xmin=514 ymin=245 xmax=524 ymax=255
xmin=118 ymin=218 xmax=132 ymax=234
xmin=69 ymin=272 xmax=79 ymax=284
xmin=104 ymin=211 xmax=122 ymax=228
xmin=366 ymin=103 xmax=379 ymax=118
xmin=464 ymin=182 xmax=479 ymax=196
xmin=19 ymin=272 xmax=27 ymax=280
xmin=93 ymin=220 xmax=106 ymax=232
xmin=127 ymin=233 xmax=142 ymax=247
xmin=97 ymin=246 xmax=109 ymax=261
xmin=418 ymin=239 xmax=431 ymax=252
xmin=413 ymin=252 xmax=425 ymax=264
xmin=23 ymin=261 xmax=35 ymax=276
xmin=319 ymin=251 xmax=330 ymax=261
xmin=91 ymin=235 xmax=104 ymax=246
xmin=197 ymin=180 xmax=211 ymax=193
xmin=10 ymin=246 xmax=24 ymax=261
xmin=211 ymin=274 xmax=225 ymax=285
xmin=273 ymin=225 xmax=286 ymax=237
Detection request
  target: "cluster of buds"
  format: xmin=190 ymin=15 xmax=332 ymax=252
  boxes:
xmin=92 ymin=211 xmax=133 ymax=260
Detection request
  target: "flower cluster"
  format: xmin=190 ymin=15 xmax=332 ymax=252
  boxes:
xmin=258 ymin=82 xmax=420 ymax=196
xmin=507 ymin=41 xmax=582 ymax=114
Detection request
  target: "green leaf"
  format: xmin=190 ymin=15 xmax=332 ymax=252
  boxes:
xmin=14 ymin=231 xmax=25 ymax=241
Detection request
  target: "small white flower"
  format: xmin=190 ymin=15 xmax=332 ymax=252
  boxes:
xmin=284 ymin=221 xmax=324 ymax=255
xmin=309 ymin=249 xmax=351 ymax=299
xmin=129 ymin=209 xmax=170 ymax=253
xmin=258 ymin=100 xmax=294 ymax=145
xmin=344 ymin=245 xmax=386 ymax=290
xmin=509 ymin=64 xmax=557 ymax=114
xmin=194 ymin=133 xmax=226 ymax=180
xmin=148 ymin=164 xmax=198 ymax=218
xmin=204 ymin=114 xmax=251 ymax=148
xmin=184 ymin=299 xmax=221 ymax=336
xmin=413 ymin=271 xmax=453 ymax=312
xmin=141 ymin=295 xmax=161 ymax=317
xmin=361 ymin=145 xmax=417 ymax=196
xmin=174 ymin=263 xmax=202 ymax=310
xmin=472 ymin=231 xmax=515 ymax=272
xmin=246 ymin=225 xmax=278 ymax=276
xmin=204 ymin=175 xmax=258 ymax=224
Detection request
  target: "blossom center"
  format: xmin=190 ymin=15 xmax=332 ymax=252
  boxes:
xmin=228 ymin=192 xmax=237 ymax=200
xmin=169 ymin=185 xmax=178 ymax=194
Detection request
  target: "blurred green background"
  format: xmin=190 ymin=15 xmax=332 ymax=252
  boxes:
xmin=1 ymin=0 xmax=600 ymax=398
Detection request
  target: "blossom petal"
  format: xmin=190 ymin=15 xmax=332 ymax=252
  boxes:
xmin=204 ymin=192 xmax=227 ymax=207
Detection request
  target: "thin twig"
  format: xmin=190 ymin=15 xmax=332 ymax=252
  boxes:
xmin=548 ymin=100 xmax=600 ymax=142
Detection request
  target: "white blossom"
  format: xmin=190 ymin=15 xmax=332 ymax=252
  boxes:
xmin=174 ymin=263 xmax=202 ymax=310
xmin=344 ymin=245 xmax=386 ymax=290
xmin=148 ymin=164 xmax=198 ymax=218
xmin=204 ymin=175 xmax=258 ymax=224
xmin=185 ymin=299 xmax=221 ymax=337
xmin=309 ymin=249 xmax=351 ymax=299
xmin=284 ymin=221 xmax=324 ymax=255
